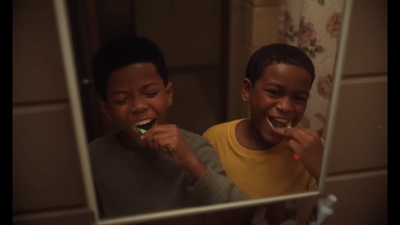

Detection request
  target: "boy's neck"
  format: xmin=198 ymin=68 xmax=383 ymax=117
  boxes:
xmin=235 ymin=119 xmax=279 ymax=151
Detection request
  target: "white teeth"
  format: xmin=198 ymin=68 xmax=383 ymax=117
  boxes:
xmin=274 ymin=118 xmax=289 ymax=123
xmin=135 ymin=119 xmax=153 ymax=126
xmin=266 ymin=116 xmax=292 ymax=133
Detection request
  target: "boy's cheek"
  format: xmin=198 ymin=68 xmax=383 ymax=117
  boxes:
xmin=291 ymin=115 xmax=303 ymax=127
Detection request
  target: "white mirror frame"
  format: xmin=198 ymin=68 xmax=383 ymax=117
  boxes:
xmin=53 ymin=0 xmax=353 ymax=224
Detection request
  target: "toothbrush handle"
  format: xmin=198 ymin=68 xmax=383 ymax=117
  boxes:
xmin=137 ymin=128 xmax=174 ymax=151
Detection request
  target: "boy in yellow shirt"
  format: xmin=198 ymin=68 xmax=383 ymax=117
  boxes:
xmin=203 ymin=44 xmax=323 ymax=199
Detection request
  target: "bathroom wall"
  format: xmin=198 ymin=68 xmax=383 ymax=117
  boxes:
xmin=13 ymin=0 xmax=93 ymax=224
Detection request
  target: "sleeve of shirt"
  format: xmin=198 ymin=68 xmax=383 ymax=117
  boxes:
xmin=184 ymin=132 xmax=248 ymax=204
xmin=307 ymin=176 xmax=318 ymax=191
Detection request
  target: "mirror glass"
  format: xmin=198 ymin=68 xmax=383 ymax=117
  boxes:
xmin=62 ymin=0 xmax=352 ymax=222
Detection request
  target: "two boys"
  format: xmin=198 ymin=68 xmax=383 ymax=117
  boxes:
xmin=89 ymin=36 xmax=323 ymax=218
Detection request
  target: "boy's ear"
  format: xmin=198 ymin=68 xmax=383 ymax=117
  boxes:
xmin=241 ymin=78 xmax=252 ymax=102
xmin=98 ymin=100 xmax=114 ymax=122
xmin=165 ymin=82 xmax=173 ymax=107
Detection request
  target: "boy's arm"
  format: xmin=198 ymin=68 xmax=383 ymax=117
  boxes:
xmin=140 ymin=125 xmax=247 ymax=203
xmin=181 ymin=155 xmax=208 ymax=181
xmin=186 ymin=137 xmax=248 ymax=204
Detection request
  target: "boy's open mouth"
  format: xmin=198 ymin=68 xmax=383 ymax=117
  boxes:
xmin=135 ymin=118 xmax=156 ymax=131
xmin=266 ymin=116 xmax=291 ymax=135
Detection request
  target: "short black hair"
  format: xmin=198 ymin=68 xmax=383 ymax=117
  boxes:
xmin=92 ymin=36 xmax=168 ymax=102
xmin=245 ymin=43 xmax=315 ymax=86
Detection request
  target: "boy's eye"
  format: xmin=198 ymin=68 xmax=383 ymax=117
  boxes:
xmin=265 ymin=90 xmax=280 ymax=96
xmin=115 ymin=99 xmax=128 ymax=105
xmin=294 ymin=96 xmax=308 ymax=101
xmin=145 ymin=91 xmax=159 ymax=97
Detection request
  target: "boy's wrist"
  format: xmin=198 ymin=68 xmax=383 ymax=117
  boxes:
xmin=182 ymin=154 xmax=201 ymax=169
xmin=182 ymin=154 xmax=207 ymax=181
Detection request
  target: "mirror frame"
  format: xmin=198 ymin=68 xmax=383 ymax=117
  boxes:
xmin=53 ymin=0 xmax=354 ymax=224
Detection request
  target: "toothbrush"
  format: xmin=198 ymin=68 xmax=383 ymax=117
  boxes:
xmin=286 ymin=124 xmax=299 ymax=160
xmin=135 ymin=127 xmax=148 ymax=135
xmin=135 ymin=127 xmax=174 ymax=152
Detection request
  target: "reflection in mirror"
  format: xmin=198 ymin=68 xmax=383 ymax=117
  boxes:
xmin=207 ymin=0 xmax=347 ymax=202
xmin=64 ymin=0 xmax=351 ymax=222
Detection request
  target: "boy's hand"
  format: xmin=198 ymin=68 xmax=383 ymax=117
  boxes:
xmin=140 ymin=124 xmax=207 ymax=180
xmin=283 ymin=127 xmax=323 ymax=180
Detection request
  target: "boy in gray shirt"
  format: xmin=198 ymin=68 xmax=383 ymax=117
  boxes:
xmin=89 ymin=36 xmax=247 ymax=219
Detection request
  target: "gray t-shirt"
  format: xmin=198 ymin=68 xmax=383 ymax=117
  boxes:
xmin=89 ymin=128 xmax=247 ymax=218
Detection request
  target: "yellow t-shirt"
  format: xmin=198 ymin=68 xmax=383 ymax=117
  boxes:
xmin=203 ymin=119 xmax=317 ymax=199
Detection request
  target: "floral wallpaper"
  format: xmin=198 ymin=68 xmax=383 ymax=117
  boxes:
xmin=278 ymin=0 xmax=343 ymax=137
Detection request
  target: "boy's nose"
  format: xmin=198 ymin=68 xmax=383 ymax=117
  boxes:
xmin=276 ymin=97 xmax=293 ymax=113
xmin=130 ymin=98 xmax=149 ymax=113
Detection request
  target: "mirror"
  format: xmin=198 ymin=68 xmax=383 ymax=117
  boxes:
xmin=53 ymin=0 xmax=354 ymax=223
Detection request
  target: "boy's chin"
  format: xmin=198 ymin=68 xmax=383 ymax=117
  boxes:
xmin=261 ymin=131 xmax=284 ymax=145
xmin=131 ymin=133 xmax=149 ymax=147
